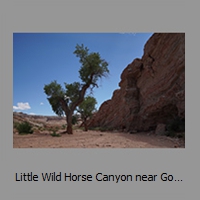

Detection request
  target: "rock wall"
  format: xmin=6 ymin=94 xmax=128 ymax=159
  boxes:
xmin=89 ymin=33 xmax=185 ymax=132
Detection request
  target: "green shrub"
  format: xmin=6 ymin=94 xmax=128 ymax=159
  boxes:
xmin=13 ymin=122 xmax=19 ymax=129
xmin=50 ymin=131 xmax=61 ymax=137
xmin=16 ymin=121 xmax=33 ymax=134
xmin=72 ymin=115 xmax=78 ymax=125
xmin=62 ymin=124 xmax=66 ymax=130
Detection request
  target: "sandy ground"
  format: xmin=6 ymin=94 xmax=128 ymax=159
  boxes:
xmin=13 ymin=129 xmax=185 ymax=148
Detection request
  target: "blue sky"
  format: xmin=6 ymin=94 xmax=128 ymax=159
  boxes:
xmin=13 ymin=33 xmax=153 ymax=116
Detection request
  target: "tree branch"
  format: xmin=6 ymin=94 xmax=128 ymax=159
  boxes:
xmin=71 ymin=73 xmax=94 ymax=111
xmin=59 ymin=98 xmax=70 ymax=115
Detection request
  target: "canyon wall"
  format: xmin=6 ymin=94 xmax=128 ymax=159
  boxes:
xmin=89 ymin=33 xmax=185 ymax=132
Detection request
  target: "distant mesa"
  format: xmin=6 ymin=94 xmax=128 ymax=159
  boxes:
xmin=13 ymin=112 xmax=65 ymax=123
xmin=88 ymin=33 xmax=185 ymax=133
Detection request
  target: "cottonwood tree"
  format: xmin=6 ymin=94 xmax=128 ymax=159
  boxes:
xmin=44 ymin=44 xmax=109 ymax=134
xmin=77 ymin=96 xmax=97 ymax=131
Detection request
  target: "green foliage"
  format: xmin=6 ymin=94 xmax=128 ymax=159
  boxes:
xmin=61 ymin=124 xmax=67 ymax=130
xmin=50 ymin=131 xmax=61 ymax=137
xmin=77 ymin=96 xmax=97 ymax=120
xmin=49 ymin=126 xmax=59 ymax=132
xmin=16 ymin=121 xmax=33 ymax=134
xmin=44 ymin=80 xmax=65 ymax=116
xmin=44 ymin=80 xmax=64 ymax=97
xmin=64 ymin=82 xmax=82 ymax=106
xmin=74 ymin=44 xmax=109 ymax=87
xmin=13 ymin=122 xmax=19 ymax=129
xmin=50 ymin=127 xmax=61 ymax=137
xmin=72 ymin=114 xmax=79 ymax=125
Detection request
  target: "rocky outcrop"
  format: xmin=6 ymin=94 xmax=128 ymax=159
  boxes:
xmin=89 ymin=33 xmax=185 ymax=132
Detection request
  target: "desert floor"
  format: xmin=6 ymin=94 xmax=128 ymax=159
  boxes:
xmin=13 ymin=129 xmax=185 ymax=148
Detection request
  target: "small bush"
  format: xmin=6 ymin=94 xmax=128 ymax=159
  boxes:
xmin=16 ymin=121 xmax=33 ymax=134
xmin=62 ymin=124 xmax=66 ymax=130
xmin=72 ymin=115 xmax=78 ymax=125
xmin=13 ymin=122 xmax=19 ymax=129
xmin=50 ymin=131 xmax=61 ymax=137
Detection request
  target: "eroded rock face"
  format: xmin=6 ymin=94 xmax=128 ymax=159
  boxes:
xmin=89 ymin=33 xmax=185 ymax=132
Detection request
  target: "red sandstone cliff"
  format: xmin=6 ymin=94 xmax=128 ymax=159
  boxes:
xmin=89 ymin=33 xmax=185 ymax=132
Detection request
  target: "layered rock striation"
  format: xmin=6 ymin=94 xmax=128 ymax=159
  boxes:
xmin=89 ymin=33 xmax=185 ymax=132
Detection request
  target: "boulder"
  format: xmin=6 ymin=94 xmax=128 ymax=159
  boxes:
xmin=155 ymin=124 xmax=166 ymax=135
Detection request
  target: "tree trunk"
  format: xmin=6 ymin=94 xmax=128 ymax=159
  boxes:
xmin=66 ymin=113 xmax=73 ymax=134
xmin=83 ymin=118 xmax=88 ymax=131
